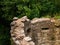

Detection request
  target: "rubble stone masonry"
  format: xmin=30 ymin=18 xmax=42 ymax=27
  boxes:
xmin=10 ymin=16 xmax=60 ymax=45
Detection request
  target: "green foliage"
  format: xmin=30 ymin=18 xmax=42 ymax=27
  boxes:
xmin=0 ymin=0 xmax=59 ymax=20
xmin=54 ymin=12 xmax=60 ymax=19
xmin=0 ymin=0 xmax=60 ymax=45
xmin=0 ymin=24 xmax=10 ymax=45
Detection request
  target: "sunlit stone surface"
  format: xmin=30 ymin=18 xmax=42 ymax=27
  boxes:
xmin=10 ymin=16 xmax=60 ymax=45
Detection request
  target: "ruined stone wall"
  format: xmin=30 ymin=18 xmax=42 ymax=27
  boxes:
xmin=10 ymin=16 xmax=60 ymax=45
xmin=31 ymin=18 xmax=55 ymax=45
xmin=10 ymin=16 xmax=35 ymax=45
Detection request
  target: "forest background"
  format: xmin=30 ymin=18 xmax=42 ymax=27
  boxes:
xmin=0 ymin=0 xmax=60 ymax=45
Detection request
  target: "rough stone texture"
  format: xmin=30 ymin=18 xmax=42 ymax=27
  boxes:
xmin=31 ymin=18 xmax=55 ymax=45
xmin=10 ymin=16 xmax=60 ymax=45
xmin=10 ymin=16 xmax=35 ymax=45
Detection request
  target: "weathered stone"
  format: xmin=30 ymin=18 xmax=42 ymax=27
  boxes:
xmin=13 ymin=17 xmax=18 ymax=21
xmin=10 ymin=16 xmax=60 ymax=45
xmin=10 ymin=16 xmax=34 ymax=45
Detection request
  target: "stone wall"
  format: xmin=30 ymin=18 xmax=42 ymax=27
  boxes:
xmin=10 ymin=16 xmax=60 ymax=45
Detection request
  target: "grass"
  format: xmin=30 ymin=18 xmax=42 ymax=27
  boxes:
xmin=41 ymin=13 xmax=60 ymax=19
